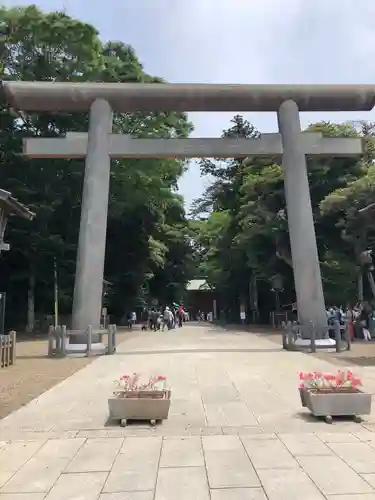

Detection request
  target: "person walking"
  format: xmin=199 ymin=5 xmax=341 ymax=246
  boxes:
xmin=163 ymin=306 xmax=172 ymax=330
xmin=178 ymin=304 xmax=184 ymax=328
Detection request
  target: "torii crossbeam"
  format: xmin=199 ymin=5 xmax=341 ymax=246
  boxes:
xmin=24 ymin=132 xmax=362 ymax=158
xmin=2 ymin=81 xmax=373 ymax=345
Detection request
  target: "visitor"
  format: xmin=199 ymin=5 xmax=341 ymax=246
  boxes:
xmin=345 ymin=304 xmax=355 ymax=342
xmin=141 ymin=307 xmax=149 ymax=330
xmin=156 ymin=313 xmax=162 ymax=330
xmin=150 ymin=308 xmax=159 ymax=331
xmin=163 ymin=306 xmax=173 ymax=330
xmin=131 ymin=311 xmax=136 ymax=327
xmin=178 ymin=304 xmax=184 ymax=328
xmin=359 ymin=303 xmax=372 ymax=341
xmin=126 ymin=312 xmax=132 ymax=329
xmin=170 ymin=307 xmax=176 ymax=330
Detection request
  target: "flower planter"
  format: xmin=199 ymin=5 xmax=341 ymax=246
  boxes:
xmin=108 ymin=389 xmax=171 ymax=426
xmin=304 ymin=388 xmax=371 ymax=422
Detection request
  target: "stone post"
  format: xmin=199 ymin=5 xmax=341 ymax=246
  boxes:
xmin=277 ymin=100 xmax=327 ymax=336
xmin=71 ymin=99 xmax=113 ymax=338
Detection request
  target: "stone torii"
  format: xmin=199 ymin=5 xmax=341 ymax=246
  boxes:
xmin=2 ymin=82 xmax=374 ymax=345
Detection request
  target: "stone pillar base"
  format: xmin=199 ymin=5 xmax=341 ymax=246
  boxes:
xmin=65 ymin=341 xmax=107 ymax=358
xmin=294 ymin=337 xmax=336 ymax=349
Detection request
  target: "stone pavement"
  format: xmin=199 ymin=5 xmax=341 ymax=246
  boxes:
xmin=2 ymin=324 xmax=375 ymax=498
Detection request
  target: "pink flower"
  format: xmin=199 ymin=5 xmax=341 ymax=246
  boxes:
xmin=299 ymin=383 xmax=305 ymax=388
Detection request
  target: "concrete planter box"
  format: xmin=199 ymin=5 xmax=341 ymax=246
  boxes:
xmin=299 ymin=387 xmax=308 ymax=407
xmin=108 ymin=390 xmax=171 ymax=426
xmin=304 ymin=388 xmax=371 ymax=418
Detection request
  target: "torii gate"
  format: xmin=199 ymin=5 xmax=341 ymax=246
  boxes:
xmin=2 ymin=82 xmax=374 ymax=346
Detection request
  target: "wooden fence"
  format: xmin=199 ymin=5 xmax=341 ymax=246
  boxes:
xmin=0 ymin=330 xmax=16 ymax=368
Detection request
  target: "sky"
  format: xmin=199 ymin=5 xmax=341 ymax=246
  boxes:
xmin=3 ymin=0 xmax=375 ymax=208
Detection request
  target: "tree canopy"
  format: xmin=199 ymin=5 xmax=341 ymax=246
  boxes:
xmin=0 ymin=5 xmax=194 ymax=329
xmin=190 ymin=117 xmax=375 ymax=321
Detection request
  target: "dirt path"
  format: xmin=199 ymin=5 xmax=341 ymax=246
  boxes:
xmin=0 ymin=328 xmax=131 ymax=420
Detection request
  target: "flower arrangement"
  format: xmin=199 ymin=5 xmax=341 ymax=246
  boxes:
xmin=299 ymin=370 xmax=362 ymax=393
xmin=114 ymin=373 xmax=167 ymax=398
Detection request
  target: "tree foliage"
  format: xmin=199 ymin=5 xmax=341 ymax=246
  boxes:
xmin=0 ymin=5 xmax=193 ymax=329
xmin=190 ymin=117 xmax=375 ymax=320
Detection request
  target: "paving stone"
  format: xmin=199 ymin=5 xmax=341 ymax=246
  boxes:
xmin=103 ymin=437 xmax=161 ymax=492
xmin=155 ymin=466 xmax=209 ymax=500
xmin=202 ymin=435 xmax=259 ymax=488
xmin=352 ymin=430 xmax=375 ymax=442
xmin=327 ymin=496 xmax=375 ymax=500
xmin=210 ymin=488 xmax=267 ymax=499
xmin=0 ymin=440 xmax=45 ymax=475
xmin=222 ymin=427 xmax=268 ymax=436
xmin=201 ymin=385 xmax=241 ymax=404
xmin=315 ymin=432 xmax=360 ymax=443
xmin=297 ymin=455 xmax=373 ymax=495
xmin=0 ymin=494 xmax=46 ymax=499
xmin=360 ymin=473 xmax=375 ymax=488
xmin=257 ymin=468 xmax=325 ymax=500
xmin=65 ymin=437 xmax=123 ymax=472
xmin=0 ymin=431 xmax=79 ymax=441
xmin=1 ymin=438 xmax=85 ymax=494
xmin=160 ymin=437 xmax=204 ymax=467
xmin=99 ymin=493 xmax=154 ymax=500
xmin=0 ymin=473 xmax=14 ymax=489
xmin=45 ymin=471 xmax=107 ymax=500
xmin=204 ymin=402 xmax=258 ymax=426
xmin=203 ymin=435 xmax=242 ymax=452
xmin=77 ymin=429 xmax=136 ymax=438
xmin=161 ymin=426 xmax=223 ymax=436
xmin=278 ymin=433 xmax=332 ymax=456
xmin=241 ymin=437 xmax=298 ymax=469
xmin=328 ymin=442 xmax=375 ymax=473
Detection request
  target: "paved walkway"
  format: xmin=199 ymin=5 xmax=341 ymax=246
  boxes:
xmin=1 ymin=324 xmax=375 ymax=498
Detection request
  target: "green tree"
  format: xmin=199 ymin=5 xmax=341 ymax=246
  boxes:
xmin=0 ymin=5 xmax=193 ymax=330
xmin=192 ymin=117 xmax=375 ymax=321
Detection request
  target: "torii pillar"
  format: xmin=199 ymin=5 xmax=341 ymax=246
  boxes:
xmin=278 ymin=100 xmax=328 ymax=336
xmin=72 ymin=99 xmax=113 ymax=333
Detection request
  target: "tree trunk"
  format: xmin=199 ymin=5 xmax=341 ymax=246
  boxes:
xmin=26 ymin=269 xmax=35 ymax=333
xmin=357 ymin=270 xmax=364 ymax=303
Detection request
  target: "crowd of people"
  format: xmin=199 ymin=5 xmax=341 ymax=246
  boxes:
xmin=125 ymin=304 xmax=188 ymax=331
xmin=326 ymin=302 xmax=375 ymax=341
